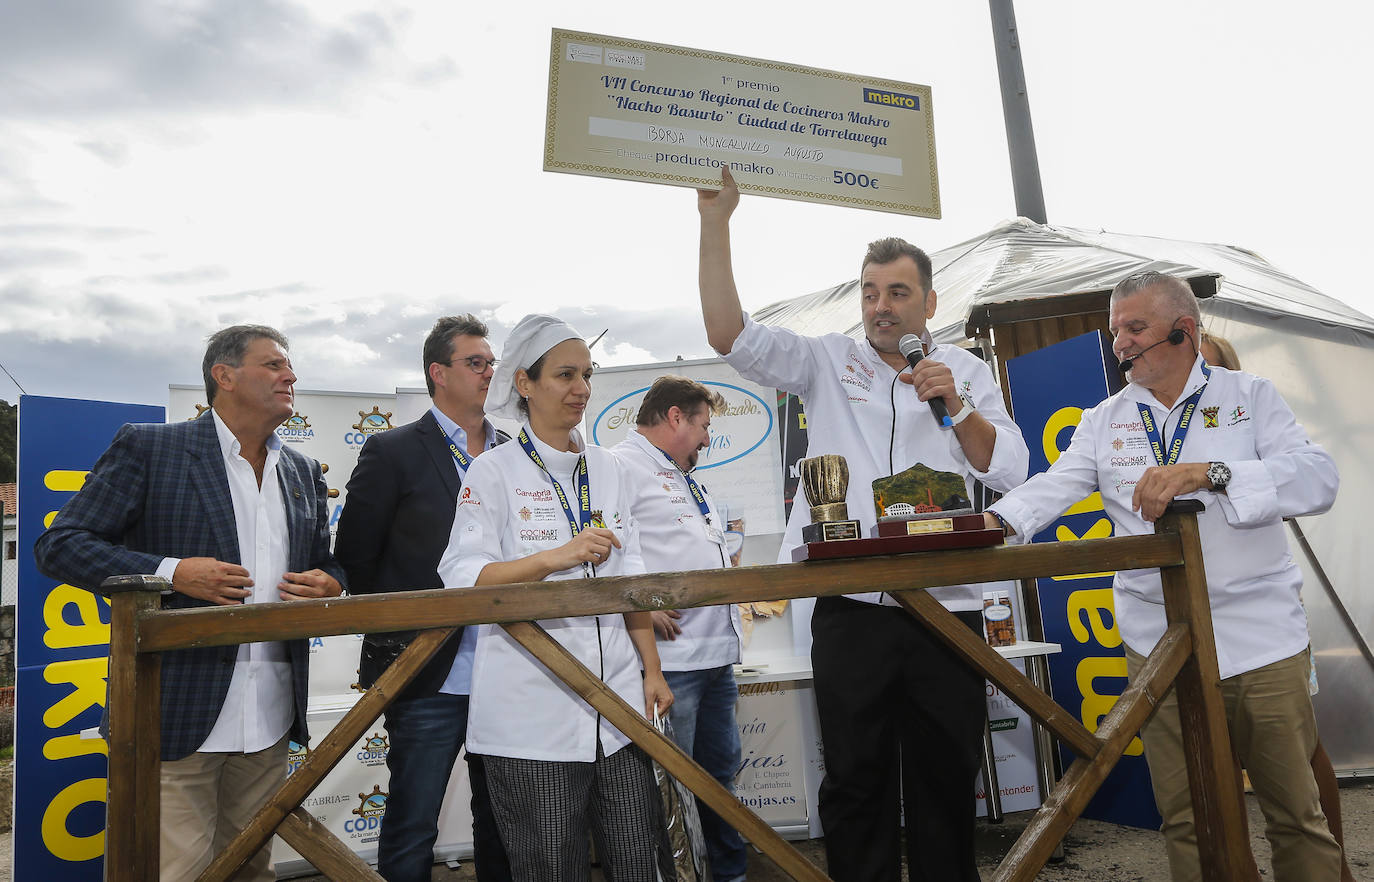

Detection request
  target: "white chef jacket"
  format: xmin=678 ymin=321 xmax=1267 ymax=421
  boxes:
xmin=611 ymin=431 xmax=742 ymax=671
xmin=722 ymin=315 xmax=1030 ymax=609
xmin=989 ymin=357 xmax=1338 ymax=680
xmin=438 ymin=425 xmax=648 ymax=762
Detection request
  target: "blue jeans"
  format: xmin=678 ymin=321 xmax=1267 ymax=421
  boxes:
xmin=377 ymin=693 xmax=511 ymax=882
xmin=663 ymin=665 xmax=748 ymax=882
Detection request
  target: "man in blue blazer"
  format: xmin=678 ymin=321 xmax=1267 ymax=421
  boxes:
xmin=335 ymin=314 xmax=511 ymax=882
xmin=35 ymin=324 xmax=344 ymax=882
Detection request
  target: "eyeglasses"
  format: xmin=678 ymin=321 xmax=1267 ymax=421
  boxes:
xmin=440 ymin=355 xmax=499 ymax=374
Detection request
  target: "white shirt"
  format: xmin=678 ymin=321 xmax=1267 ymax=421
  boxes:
xmin=438 ymin=426 xmax=648 ymax=761
xmin=990 ymin=357 xmax=1338 ymax=679
xmin=154 ymin=410 xmax=294 ymax=753
xmin=722 ymin=315 xmax=1030 ymax=609
xmin=428 ymin=405 xmax=499 ymax=697
xmin=611 ymin=431 xmax=742 ymax=671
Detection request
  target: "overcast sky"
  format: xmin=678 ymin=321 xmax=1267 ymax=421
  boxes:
xmin=2 ymin=0 xmax=1371 ymax=407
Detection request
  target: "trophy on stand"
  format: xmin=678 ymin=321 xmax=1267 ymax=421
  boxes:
xmin=793 ymin=456 xmax=1003 ymax=562
xmin=799 ymin=454 xmax=861 ymax=543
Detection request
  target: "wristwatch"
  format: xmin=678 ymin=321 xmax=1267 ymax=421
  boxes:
xmin=1206 ymin=461 xmax=1232 ymax=490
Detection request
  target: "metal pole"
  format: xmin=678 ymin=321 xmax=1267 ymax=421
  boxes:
xmin=988 ymin=0 xmax=1048 ymax=224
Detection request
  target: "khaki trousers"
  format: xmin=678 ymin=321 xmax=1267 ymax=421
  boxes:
xmin=159 ymin=736 xmax=288 ymax=882
xmin=1125 ymin=645 xmax=1341 ymax=882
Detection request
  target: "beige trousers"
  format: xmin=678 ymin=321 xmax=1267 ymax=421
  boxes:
xmin=1125 ymin=645 xmax=1341 ymax=882
xmin=159 ymin=735 xmax=288 ymax=882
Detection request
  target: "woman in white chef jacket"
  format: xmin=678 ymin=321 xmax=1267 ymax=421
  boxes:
xmin=438 ymin=314 xmax=672 ymax=882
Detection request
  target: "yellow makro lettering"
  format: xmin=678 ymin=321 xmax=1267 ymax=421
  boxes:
xmin=41 ymin=777 xmax=106 ymax=861
xmin=1063 ymin=492 xmax=1105 ymax=517
xmin=42 ymin=657 xmax=109 ymax=728
xmin=43 ymin=584 xmax=111 ymax=649
xmin=1041 ymin=406 xmax=1083 ymax=466
xmin=43 ymin=470 xmax=90 ymax=492
xmin=1052 ymin=519 xmax=1116 ymax=579
xmin=797 ymin=412 xmax=807 ymax=429
xmin=43 ymin=733 xmax=109 ymax=761
xmin=1076 ymin=656 xmax=1143 ymax=755
xmin=1066 ymin=587 xmax=1122 ymax=647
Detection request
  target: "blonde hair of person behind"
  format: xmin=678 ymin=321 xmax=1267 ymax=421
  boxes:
xmin=1200 ymin=331 xmax=1242 ymax=371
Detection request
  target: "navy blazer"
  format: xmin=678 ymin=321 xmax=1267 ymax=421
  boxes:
xmin=335 ymin=410 xmax=504 ymax=700
xmin=33 ymin=411 xmax=343 ymax=761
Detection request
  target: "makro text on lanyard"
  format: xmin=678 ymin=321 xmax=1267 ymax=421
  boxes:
xmin=518 ymin=429 xmax=598 ymax=578
xmin=1138 ymin=363 xmax=1211 ymax=467
xmin=446 ymin=437 xmax=473 ymax=476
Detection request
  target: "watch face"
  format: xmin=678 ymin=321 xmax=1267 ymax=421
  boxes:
xmin=1209 ymin=463 xmax=1231 ymax=487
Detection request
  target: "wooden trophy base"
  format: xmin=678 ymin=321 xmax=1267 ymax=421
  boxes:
xmin=792 ymin=514 xmax=1003 ymax=562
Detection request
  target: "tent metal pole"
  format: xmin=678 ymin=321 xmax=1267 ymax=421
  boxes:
xmin=1287 ymin=517 xmax=1374 ymax=673
xmin=988 ymin=0 xmax=1048 ymax=224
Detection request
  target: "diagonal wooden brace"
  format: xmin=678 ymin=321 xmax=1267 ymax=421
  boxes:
xmin=277 ymin=807 xmax=385 ymax=881
xmin=888 ymin=587 xmax=1099 ymax=759
xmin=501 ymin=620 xmax=832 ymax=882
xmin=991 ymin=623 xmax=1192 ymax=882
xmin=197 ymin=627 xmax=456 ymax=882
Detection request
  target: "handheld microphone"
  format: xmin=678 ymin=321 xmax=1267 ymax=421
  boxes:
xmin=1118 ymin=328 xmax=1187 ymax=373
xmin=898 ymin=334 xmax=953 ymax=427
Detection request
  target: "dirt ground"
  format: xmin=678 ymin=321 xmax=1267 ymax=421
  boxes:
xmin=1 ymin=775 xmax=1368 ymax=879
xmin=290 ymin=780 xmax=1374 ymax=880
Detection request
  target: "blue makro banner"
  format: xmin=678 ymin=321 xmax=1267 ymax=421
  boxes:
xmin=1005 ymin=332 xmax=1162 ymax=830
xmin=15 ymin=395 xmax=165 ymax=879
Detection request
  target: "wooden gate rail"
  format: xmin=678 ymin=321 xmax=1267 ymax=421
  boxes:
xmin=96 ymin=504 xmax=1248 ymax=882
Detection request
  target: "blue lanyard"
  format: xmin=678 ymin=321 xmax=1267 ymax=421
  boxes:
xmin=446 ymin=437 xmax=473 ymax=475
xmin=443 ymin=422 xmax=490 ymax=476
xmin=1138 ymin=364 xmax=1211 ymax=467
xmin=517 ymin=428 xmax=592 ymax=537
xmin=654 ymin=446 xmax=713 ymax=523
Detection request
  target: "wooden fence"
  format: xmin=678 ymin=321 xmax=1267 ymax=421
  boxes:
xmin=95 ymin=501 xmax=1250 ymax=881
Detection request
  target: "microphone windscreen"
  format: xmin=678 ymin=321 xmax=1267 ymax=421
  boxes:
xmin=898 ymin=334 xmax=924 ymax=361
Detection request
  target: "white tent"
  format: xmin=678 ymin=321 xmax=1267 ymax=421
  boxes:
xmin=754 ymin=218 xmax=1374 ymax=775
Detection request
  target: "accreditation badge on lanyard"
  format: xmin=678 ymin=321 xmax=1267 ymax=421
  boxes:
xmin=656 ymin=446 xmax=725 ymax=547
xmin=1138 ymin=363 xmax=1211 ymax=467
xmin=518 ymin=428 xmax=594 ymax=575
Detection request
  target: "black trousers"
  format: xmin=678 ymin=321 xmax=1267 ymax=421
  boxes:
xmin=812 ymin=596 xmax=986 ymax=882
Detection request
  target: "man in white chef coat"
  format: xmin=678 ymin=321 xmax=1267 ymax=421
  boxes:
xmin=985 ymin=271 xmax=1342 ymax=882
xmin=612 ymin=375 xmax=746 ymax=882
xmin=697 ymin=167 xmax=1030 ymax=882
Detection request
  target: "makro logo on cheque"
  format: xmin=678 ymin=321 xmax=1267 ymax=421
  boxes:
xmin=591 ymin=381 xmax=774 ymax=469
xmin=346 ymin=785 xmax=388 ymax=839
xmin=276 ymin=411 xmax=314 ymax=443
xmin=356 ymin=732 xmax=389 ymax=767
xmin=345 ymin=406 xmax=395 ymax=447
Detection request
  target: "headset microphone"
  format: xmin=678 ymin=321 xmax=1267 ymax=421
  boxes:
xmin=1119 ymin=327 xmax=1187 ymax=373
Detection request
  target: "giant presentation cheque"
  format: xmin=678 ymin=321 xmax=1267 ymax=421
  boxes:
xmin=545 ymin=28 xmax=940 ymax=217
